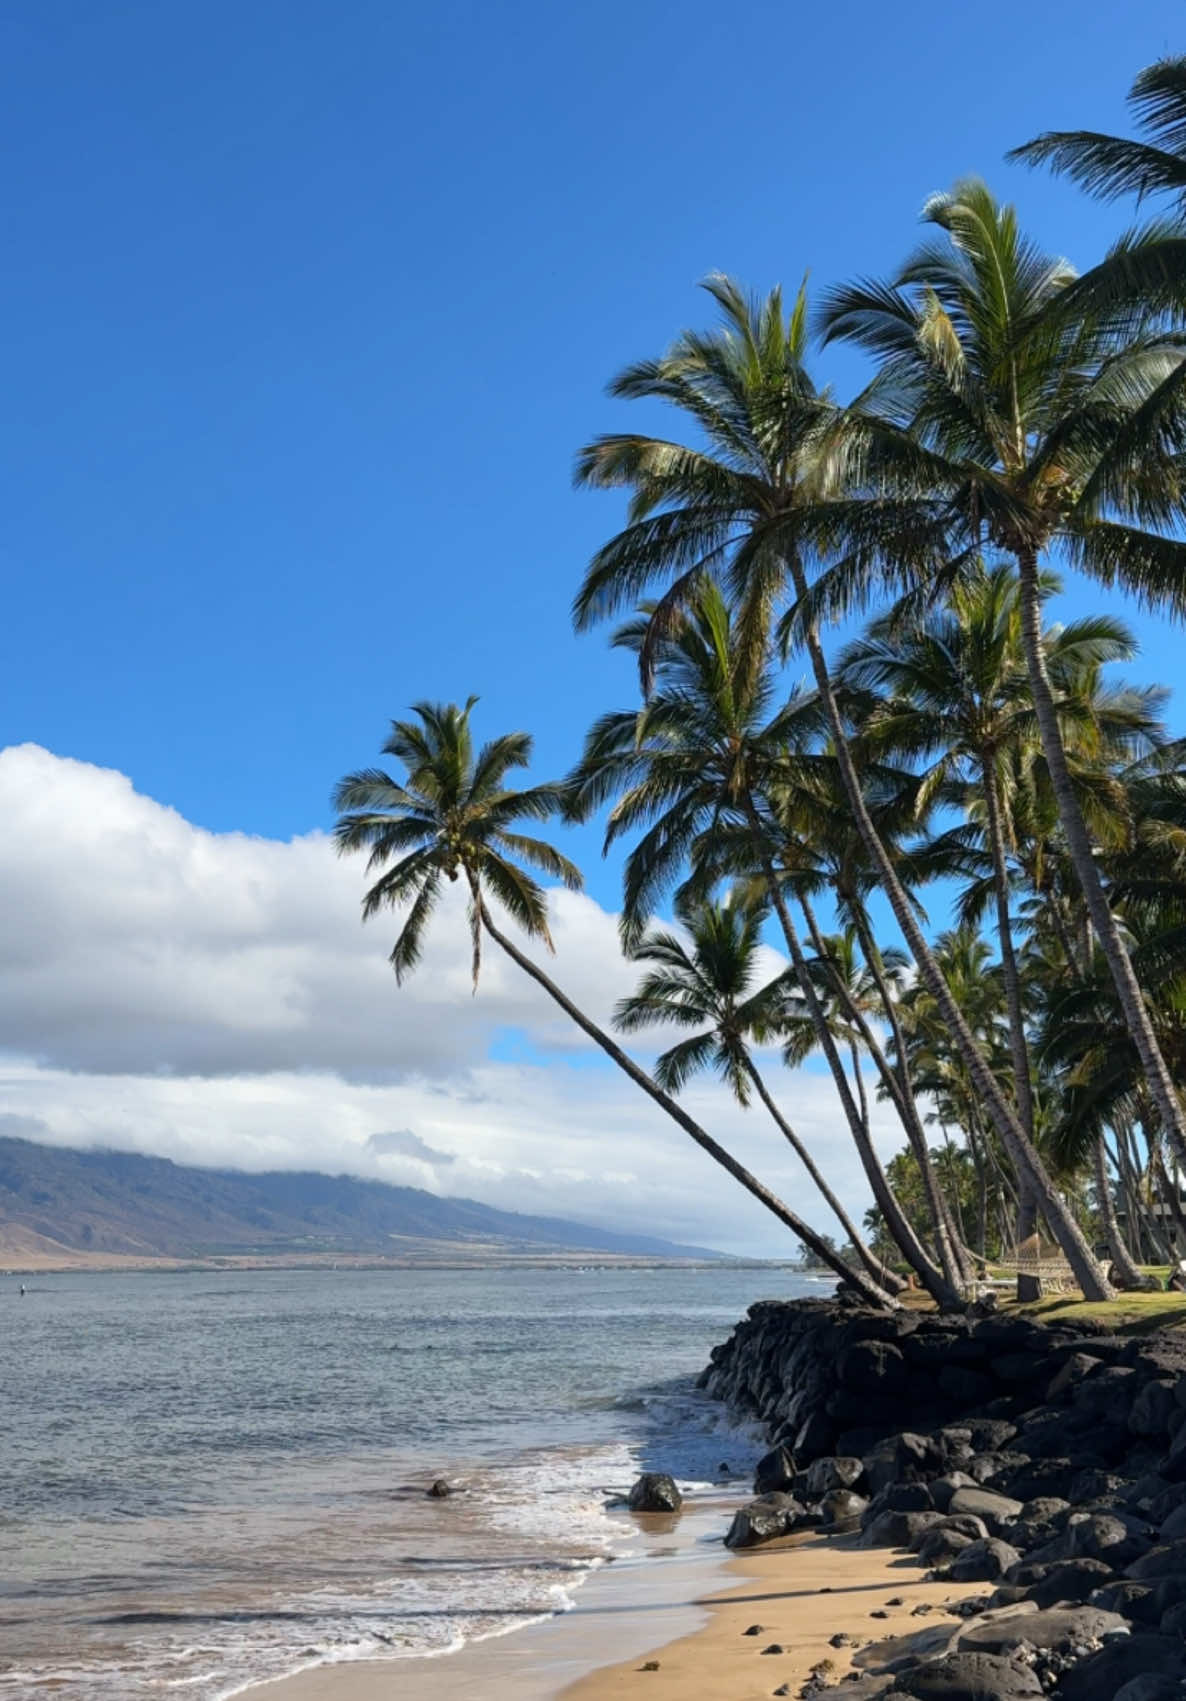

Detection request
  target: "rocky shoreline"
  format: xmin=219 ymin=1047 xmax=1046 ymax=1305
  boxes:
xmin=696 ymin=1298 xmax=1186 ymax=1699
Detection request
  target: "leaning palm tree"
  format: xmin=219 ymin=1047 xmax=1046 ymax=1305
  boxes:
xmin=820 ymin=179 xmax=1186 ymax=1219
xmin=574 ymin=273 xmax=1114 ymax=1297
xmin=333 ymin=698 xmax=889 ymax=1300
xmin=566 ymin=585 xmax=961 ymax=1304
xmin=616 ymin=891 xmax=900 ymax=1290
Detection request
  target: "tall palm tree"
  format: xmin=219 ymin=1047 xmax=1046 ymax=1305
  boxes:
xmin=839 ymin=563 xmax=1163 ymax=1154
xmin=616 ymin=891 xmax=901 ymax=1290
xmin=333 ymin=698 xmax=889 ymax=1301
xmin=820 ymin=179 xmax=1186 ymax=1225
xmin=566 ymin=585 xmax=961 ymax=1303
xmin=574 ymin=273 xmax=1114 ymax=1297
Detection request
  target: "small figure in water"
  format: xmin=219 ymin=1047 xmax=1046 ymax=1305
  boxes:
xmin=19 ymin=1284 xmax=26 ymax=1296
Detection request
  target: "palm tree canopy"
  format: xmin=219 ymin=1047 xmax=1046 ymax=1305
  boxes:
xmin=815 ymin=179 xmax=1186 ymax=614
xmin=615 ymin=891 xmax=788 ymax=1100
xmin=564 ymin=580 xmax=828 ymax=934
xmin=1011 ymin=58 xmax=1186 ymax=205
xmin=333 ymin=699 xmax=581 ymax=985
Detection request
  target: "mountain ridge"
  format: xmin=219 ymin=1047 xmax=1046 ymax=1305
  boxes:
xmin=0 ymin=1136 xmax=724 ymax=1265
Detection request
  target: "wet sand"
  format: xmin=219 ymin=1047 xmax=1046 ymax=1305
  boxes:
xmin=248 ymin=1501 xmax=982 ymax=1701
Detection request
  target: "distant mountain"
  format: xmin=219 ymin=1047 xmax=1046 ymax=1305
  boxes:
xmin=0 ymin=1137 xmax=724 ymax=1265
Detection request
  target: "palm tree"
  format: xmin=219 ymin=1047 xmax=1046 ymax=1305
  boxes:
xmin=819 ymin=178 xmax=1186 ymax=1238
xmin=616 ymin=891 xmax=901 ymax=1290
xmin=574 ymin=273 xmax=1114 ymax=1297
xmin=566 ymin=585 xmax=961 ymax=1304
xmin=839 ymin=565 xmax=1164 ymax=1155
xmin=332 ymin=698 xmax=889 ymax=1301
xmin=1010 ymin=57 xmax=1186 ymax=322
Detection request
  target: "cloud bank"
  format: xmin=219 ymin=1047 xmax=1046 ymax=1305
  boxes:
xmin=0 ymin=744 xmax=902 ymax=1255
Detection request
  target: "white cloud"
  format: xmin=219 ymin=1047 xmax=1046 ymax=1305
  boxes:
xmin=0 ymin=744 xmax=905 ymax=1255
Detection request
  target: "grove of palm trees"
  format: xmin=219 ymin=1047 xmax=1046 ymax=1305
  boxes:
xmin=335 ymin=57 xmax=1186 ymax=1310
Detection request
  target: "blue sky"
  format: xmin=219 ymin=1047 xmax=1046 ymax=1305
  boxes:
xmin=2 ymin=0 xmax=1184 ymax=912
xmin=3 ymin=2 xmax=1186 ymax=1249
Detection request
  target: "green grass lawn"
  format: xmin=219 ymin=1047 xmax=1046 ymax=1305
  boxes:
xmin=1008 ymin=1288 xmax=1186 ymax=1334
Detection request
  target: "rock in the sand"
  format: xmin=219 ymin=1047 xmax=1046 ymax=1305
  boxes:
xmin=916 ymin=1525 xmax=974 ymax=1566
xmin=724 ymin=1493 xmax=803 ymax=1548
xmin=947 ymin=1537 xmax=1023 ymax=1582
xmin=426 ymin=1478 xmax=452 ymax=1498
xmin=859 ymin=1508 xmax=942 ymax=1549
xmin=946 ymin=1486 xmax=1024 ymax=1534
xmin=760 ymin=1642 xmax=784 ymax=1654
xmin=957 ymin=1604 xmax=1130 ymax=1654
xmin=627 ymin=1473 xmax=682 ymax=1513
xmin=753 ymin=1445 xmax=797 ymax=1495
xmin=742 ymin=1623 xmax=764 ymax=1635
xmin=894 ymin=1651 xmax=1042 ymax=1699
xmin=1054 ymin=1633 xmax=1186 ymax=1701
xmin=820 ymin=1488 xmax=868 ymax=1529
xmin=912 ymin=1513 xmax=989 ymax=1550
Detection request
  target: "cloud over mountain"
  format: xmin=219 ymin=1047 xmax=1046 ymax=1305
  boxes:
xmin=0 ymin=744 xmax=898 ymax=1254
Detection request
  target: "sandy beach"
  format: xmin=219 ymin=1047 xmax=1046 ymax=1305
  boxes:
xmin=247 ymin=1501 xmax=984 ymax=1701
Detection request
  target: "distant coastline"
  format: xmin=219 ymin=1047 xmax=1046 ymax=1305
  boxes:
xmin=1 ymin=1239 xmax=787 ymax=1275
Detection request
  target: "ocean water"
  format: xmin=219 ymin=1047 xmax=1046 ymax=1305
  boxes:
xmin=0 ymin=1265 xmax=814 ymax=1698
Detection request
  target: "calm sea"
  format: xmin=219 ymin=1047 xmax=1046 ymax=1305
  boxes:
xmin=0 ymin=1265 xmax=813 ymax=1699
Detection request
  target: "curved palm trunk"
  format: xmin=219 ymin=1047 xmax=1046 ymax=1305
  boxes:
xmin=1016 ymin=549 xmax=1186 ymax=1175
xmin=475 ymin=897 xmax=896 ymax=1307
xmin=740 ymin=799 xmax=959 ymax=1306
xmin=1094 ymin=1135 xmax=1147 ymax=1290
xmin=800 ymin=894 xmax=970 ymax=1289
xmin=788 ymin=578 xmax=1113 ymax=1300
xmin=741 ymin=1054 xmax=906 ymax=1294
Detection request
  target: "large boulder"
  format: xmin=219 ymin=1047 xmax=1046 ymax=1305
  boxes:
xmin=802 ymin=1454 xmax=865 ymax=1496
xmin=894 ymin=1651 xmax=1042 ymax=1699
xmin=958 ymin=1604 xmax=1130 ymax=1654
xmin=859 ymin=1508 xmax=943 ymax=1549
xmin=1054 ymin=1634 xmax=1186 ymax=1701
xmin=819 ymin=1488 xmax=868 ymax=1528
xmin=931 ymin=1471 xmax=979 ymax=1511
xmin=1009 ymin=1558 xmax=1116 ymax=1607
xmin=1113 ymin=1678 xmax=1186 ymax=1701
xmin=723 ymin=1492 xmax=802 ymax=1548
xmin=627 ymin=1473 xmax=682 ymax=1513
xmin=1066 ymin=1512 xmax=1150 ymax=1567
xmin=948 ymin=1538 xmax=1023 ymax=1582
xmin=753 ymin=1445 xmax=796 ymax=1495
xmin=1127 ymin=1538 xmax=1186 ymax=1580
xmin=916 ymin=1525 xmax=975 ymax=1566
xmin=947 ymin=1486 xmax=1024 ymax=1535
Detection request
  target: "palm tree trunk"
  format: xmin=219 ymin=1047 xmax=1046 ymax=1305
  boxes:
xmin=1016 ymin=547 xmax=1186 ymax=1175
xmin=741 ymin=1054 xmax=906 ymax=1293
xmin=786 ymin=576 xmax=1113 ymax=1301
xmin=981 ymin=758 xmax=1037 ymax=1141
xmin=1095 ymin=1136 xmax=1146 ymax=1290
xmin=800 ymin=893 xmax=970 ymax=1288
xmin=474 ymin=896 xmax=896 ymax=1306
xmin=740 ymin=796 xmax=959 ymax=1306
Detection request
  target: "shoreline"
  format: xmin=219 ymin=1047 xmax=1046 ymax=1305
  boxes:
xmin=239 ymin=1496 xmax=742 ymax=1701
xmin=244 ymin=1504 xmax=984 ymax=1701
